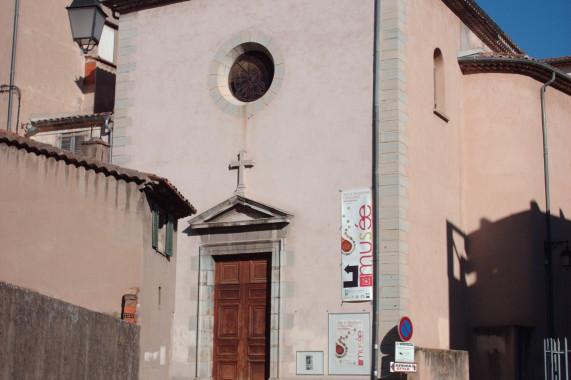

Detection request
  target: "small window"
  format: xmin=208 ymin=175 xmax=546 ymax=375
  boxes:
xmin=60 ymin=132 xmax=86 ymax=154
xmin=228 ymin=50 xmax=274 ymax=102
xmin=433 ymin=48 xmax=449 ymax=122
xmin=152 ymin=205 xmax=175 ymax=257
xmin=98 ymin=24 xmax=117 ymax=64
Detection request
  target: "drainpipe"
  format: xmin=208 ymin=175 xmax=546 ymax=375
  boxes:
xmin=194 ymin=246 xmax=202 ymax=379
xmin=541 ymin=72 xmax=556 ymax=338
xmin=0 ymin=84 xmax=21 ymax=132
xmin=372 ymin=0 xmax=381 ymax=378
xmin=7 ymin=0 xmax=19 ymax=132
xmin=104 ymin=114 xmax=113 ymax=163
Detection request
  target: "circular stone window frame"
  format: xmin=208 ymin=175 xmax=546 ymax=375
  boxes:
xmin=209 ymin=31 xmax=285 ymax=118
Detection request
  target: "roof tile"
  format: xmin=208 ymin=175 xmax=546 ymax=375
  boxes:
xmin=0 ymin=130 xmax=196 ymax=218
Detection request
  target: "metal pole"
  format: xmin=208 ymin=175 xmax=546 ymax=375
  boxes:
xmin=555 ymin=338 xmax=561 ymax=380
xmin=565 ymin=338 xmax=568 ymax=380
xmin=371 ymin=0 xmax=381 ymax=378
xmin=549 ymin=338 xmax=556 ymax=380
xmin=541 ymin=72 xmax=557 ymax=338
xmin=543 ymin=339 xmax=549 ymax=380
xmin=7 ymin=0 xmax=20 ymax=131
xmin=104 ymin=115 xmax=113 ymax=163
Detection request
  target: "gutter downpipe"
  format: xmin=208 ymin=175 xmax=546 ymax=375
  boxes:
xmin=372 ymin=0 xmax=381 ymax=378
xmin=7 ymin=0 xmax=20 ymax=132
xmin=194 ymin=245 xmax=202 ymax=379
xmin=104 ymin=114 xmax=113 ymax=163
xmin=541 ymin=72 xmax=556 ymax=338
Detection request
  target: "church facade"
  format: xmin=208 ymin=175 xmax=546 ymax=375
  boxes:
xmin=102 ymin=0 xmax=571 ymax=378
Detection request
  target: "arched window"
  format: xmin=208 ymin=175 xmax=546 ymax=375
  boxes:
xmin=433 ymin=48 xmax=448 ymax=121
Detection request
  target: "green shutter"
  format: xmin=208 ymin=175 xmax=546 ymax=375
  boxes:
xmin=165 ymin=214 xmax=174 ymax=257
xmin=152 ymin=207 xmax=159 ymax=249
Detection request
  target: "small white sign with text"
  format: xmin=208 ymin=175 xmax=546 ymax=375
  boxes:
xmin=395 ymin=342 xmax=414 ymax=363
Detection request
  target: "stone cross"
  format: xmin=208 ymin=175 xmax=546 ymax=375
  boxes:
xmin=229 ymin=150 xmax=254 ymax=196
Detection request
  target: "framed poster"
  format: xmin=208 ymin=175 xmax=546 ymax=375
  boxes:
xmin=341 ymin=189 xmax=373 ymax=301
xmin=296 ymin=351 xmax=324 ymax=375
xmin=328 ymin=313 xmax=371 ymax=375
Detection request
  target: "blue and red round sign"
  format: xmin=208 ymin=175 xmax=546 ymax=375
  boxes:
xmin=398 ymin=316 xmax=413 ymax=342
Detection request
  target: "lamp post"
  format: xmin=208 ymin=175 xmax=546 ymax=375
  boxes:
xmin=66 ymin=0 xmax=107 ymax=54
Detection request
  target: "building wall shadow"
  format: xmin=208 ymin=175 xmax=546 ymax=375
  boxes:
xmin=447 ymin=201 xmax=571 ymax=380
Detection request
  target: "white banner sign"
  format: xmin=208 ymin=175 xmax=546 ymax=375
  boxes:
xmin=341 ymin=189 xmax=373 ymax=301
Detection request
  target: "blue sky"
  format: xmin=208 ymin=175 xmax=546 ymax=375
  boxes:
xmin=475 ymin=0 xmax=571 ymax=59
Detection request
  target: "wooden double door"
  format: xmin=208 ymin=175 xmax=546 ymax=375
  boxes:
xmin=213 ymin=254 xmax=270 ymax=380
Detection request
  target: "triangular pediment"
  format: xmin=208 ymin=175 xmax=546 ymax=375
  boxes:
xmin=188 ymin=195 xmax=293 ymax=229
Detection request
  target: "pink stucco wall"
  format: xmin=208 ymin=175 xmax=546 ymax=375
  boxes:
xmin=118 ymin=1 xmax=375 ymax=378
xmin=1 ymin=0 xmax=117 ymax=134
xmin=113 ymin=0 xmax=571 ymax=378
xmin=406 ymin=0 xmax=470 ymax=350
xmin=0 ymin=140 xmax=179 ymax=379
xmin=404 ymin=0 xmax=571 ymax=356
xmin=403 ymin=2 xmax=571 ymax=378
xmin=463 ymin=73 xmax=571 ymax=331
xmin=0 ymin=0 xmax=85 ymax=131
xmin=0 ymin=144 xmax=144 ymax=316
xmin=139 ymin=209 xmax=179 ymax=380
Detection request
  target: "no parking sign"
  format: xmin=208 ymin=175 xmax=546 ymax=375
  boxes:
xmin=398 ymin=317 xmax=413 ymax=342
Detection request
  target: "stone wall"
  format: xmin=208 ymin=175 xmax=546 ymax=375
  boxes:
xmin=408 ymin=347 xmax=469 ymax=380
xmin=0 ymin=281 xmax=140 ymax=379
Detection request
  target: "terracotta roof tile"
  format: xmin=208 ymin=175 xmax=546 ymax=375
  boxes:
xmin=29 ymin=112 xmax=113 ymax=133
xmin=0 ymin=130 xmax=196 ymax=218
xmin=540 ymin=56 xmax=571 ymax=64
xmin=101 ymin=0 xmax=188 ymax=14
xmin=474 ymin=52 xmax=531 ymax=60
xmin=31 ymin=112 xmax=112 ymax=125
xmin=145 ymin=173 xmax=197 ymax=217
xmin=540 ymin=56 xmax=571 ymax=70
xmin=459 ymin=55 xmax=571 ymax=95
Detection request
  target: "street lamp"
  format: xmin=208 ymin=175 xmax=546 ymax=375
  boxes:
xmin=66 ymin=0 xmax=107 ymax=54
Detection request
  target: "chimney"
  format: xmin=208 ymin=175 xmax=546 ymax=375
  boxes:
xmin=82 ymin=138 xmax=110 ymax=163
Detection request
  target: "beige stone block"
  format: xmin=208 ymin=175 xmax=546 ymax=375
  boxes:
xmin=250 ymin=31 xmax=271 ymax=46
xmin=117 ymin=63 xmax=136 ymax=74
xmin=239 ymin=30 xmax=252 ymax=43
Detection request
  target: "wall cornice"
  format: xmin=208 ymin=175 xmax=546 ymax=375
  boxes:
xmin=442 ymin=0 xmax=523 ymax=54
xmin=459 ymin=56 xmax=571 ymax=96
xmin=101 ymin=0 xmax=188 ymax=14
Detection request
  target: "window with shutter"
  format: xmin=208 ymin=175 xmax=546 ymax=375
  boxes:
xmin=152 ymin=207 xmax=159 ymax=249
xmin=98 ymin=24 xmax=117 ymax=64
xmin=60 ymin=132 xmax=87 ymax=154
xmin=151 ymin=204 xmax=176 ymax=258
xmin=165 ymin=215 xmax=174 ymax=257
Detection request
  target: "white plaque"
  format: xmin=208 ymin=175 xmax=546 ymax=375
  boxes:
xmin=296 ymin=351 xmax=324 ymax=375
xmin=395 ymin=342 xmax=414 ymax=363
